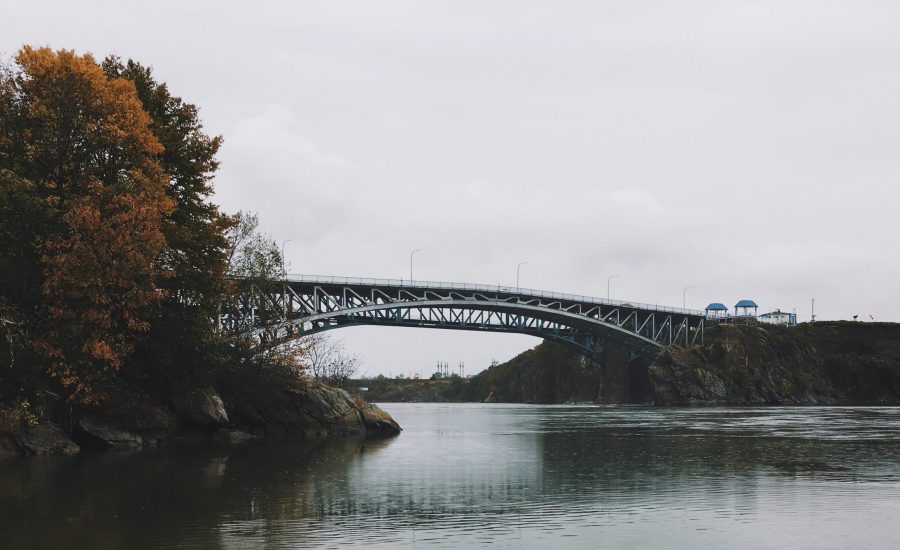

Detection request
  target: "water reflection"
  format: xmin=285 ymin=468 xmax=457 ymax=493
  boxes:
xmin=3 ymin=406 xmax=900 ymax=549
xmin=1 ymin=437 xmax=396 ymax=549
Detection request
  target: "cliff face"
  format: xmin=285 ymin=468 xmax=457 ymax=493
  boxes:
xmin=649 ymin=322 xmax=900 ymax=405
xmin=469 ymin=340 xmax=624 ymax=403
xmin=469 ymin=322 xmax=900 ymax=405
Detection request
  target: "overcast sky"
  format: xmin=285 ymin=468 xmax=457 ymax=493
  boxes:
xmin=7 ymin=1 xmax=900 ymax=376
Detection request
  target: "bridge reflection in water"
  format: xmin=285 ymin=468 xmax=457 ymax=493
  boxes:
xmin=223 ymin=275 xmax=706 ymax=358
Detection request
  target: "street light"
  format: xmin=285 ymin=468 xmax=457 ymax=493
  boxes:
xmin=410 ymin=249 xmax=421 ymax=283
xmin=516 ymin=261 xmax=528 ymax=292
xmin=281 ymin=239 xmax=291 ymax=316
xmin=607 ymin=274 xmax=619 ymax=300
xmin=281 ymin=239 xmax=292 ymax=280
xmin=683 ymin=285 xmax=693 ymax=309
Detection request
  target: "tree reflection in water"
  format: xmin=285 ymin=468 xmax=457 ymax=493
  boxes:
xmin=3 ymin=405 xmax=900 ymax=549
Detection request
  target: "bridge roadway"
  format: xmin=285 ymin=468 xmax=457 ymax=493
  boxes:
xmin=225 ymin=275 xmax=705 ymax=359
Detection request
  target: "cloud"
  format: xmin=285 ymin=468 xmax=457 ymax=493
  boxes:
xmin=228 ymin=104 xmax=351 ymax=170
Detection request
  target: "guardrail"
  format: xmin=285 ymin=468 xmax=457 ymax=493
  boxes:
xmin=285 ymin=273 xmax=705 ymax=316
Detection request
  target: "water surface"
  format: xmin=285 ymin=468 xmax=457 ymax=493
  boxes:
xmin=3 ymin=404 xmax=900 ymax=548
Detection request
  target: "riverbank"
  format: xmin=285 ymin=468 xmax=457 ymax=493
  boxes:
xmin=0 ymin=383 xmax=401 ymax=459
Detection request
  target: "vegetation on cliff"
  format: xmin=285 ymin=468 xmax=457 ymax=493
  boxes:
xmin=466 ymin=342 xmax=603 ymax=403
xmin=348 ymin=376 xmax=472 ymax=403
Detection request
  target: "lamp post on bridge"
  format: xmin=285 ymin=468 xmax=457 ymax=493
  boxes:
xmin=409 ymin=249 xmax=421 ymax=284
xmin=281 ymin=239 xmax=292 ymax=316
xmin=607 ymin=274 xmax=618 ymax=301
xmin=281 ymin=239 xmax=292 ymax=280
xmin=516 ymin=261 xmax=528 ymax=292
xmin=683 ymin=285 xmax=693 ymax=309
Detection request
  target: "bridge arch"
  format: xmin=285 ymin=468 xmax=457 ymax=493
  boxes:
xmin=226 ymin=276 xmax=705 ymax=360
xmin=294 ymin=299 xmax=664 ymax=357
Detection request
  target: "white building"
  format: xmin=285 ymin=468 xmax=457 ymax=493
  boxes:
xmin=759 ymin=310 xmax=797 ymax=326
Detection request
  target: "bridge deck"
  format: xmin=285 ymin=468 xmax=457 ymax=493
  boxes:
xmin=286 ymin=274 xmax=704 ymax=317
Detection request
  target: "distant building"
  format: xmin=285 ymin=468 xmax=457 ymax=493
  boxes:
xmin=734 ymin=299 xmax=758 ymax=317
xmin=705 ymin=303 xmax=728 ymax=319
xmin=759 ymin=310 xmax=797 ymax=326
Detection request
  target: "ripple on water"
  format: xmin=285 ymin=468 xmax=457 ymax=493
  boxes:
xmin=4 ymin=405 xmax=900 ymax=549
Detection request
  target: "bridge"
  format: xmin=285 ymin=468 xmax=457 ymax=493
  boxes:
xmin=222 ymin=275 xmax=705 ymax=360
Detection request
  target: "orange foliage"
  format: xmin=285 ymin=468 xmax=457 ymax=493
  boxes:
xmin=9 ymin=47 xmax=173 ymax=401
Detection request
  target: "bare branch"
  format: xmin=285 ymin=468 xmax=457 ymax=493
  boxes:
xmin=301 ymin=333 xmax=361 ymax=386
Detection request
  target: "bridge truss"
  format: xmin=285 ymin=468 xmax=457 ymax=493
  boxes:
xmin=222 ymin=276 xmax=705 ymax=359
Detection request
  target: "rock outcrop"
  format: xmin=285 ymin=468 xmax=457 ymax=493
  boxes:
xmin=1 ymin=383 xmax=401 ymax=460
xmin=233 ymin=385 xmax=401 ymax=437
xmin=15 ymin=423 xmax=80 ymax=455
xmin=76 ymin=415 xmax=143 ymax=449
xmin=175 ymin=386 xmax=229 ymax=427
xmin=360 ymin=403 xmax=402 ymax=436
xmin=647 ymin=356 xmax=729 ymax=404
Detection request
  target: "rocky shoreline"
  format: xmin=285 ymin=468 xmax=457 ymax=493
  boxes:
xmin=0 ymin=384 xmax=401 ymax=459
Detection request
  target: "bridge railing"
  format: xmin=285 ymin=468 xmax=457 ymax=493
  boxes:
xmin=285 ymin=274 xmax=705 ymax=316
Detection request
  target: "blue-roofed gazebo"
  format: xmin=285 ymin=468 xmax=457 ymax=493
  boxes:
xmin=705 ymin=303 xmax=728 ymax=319
xmin=734 ymin=299 xmax=758 ymax=317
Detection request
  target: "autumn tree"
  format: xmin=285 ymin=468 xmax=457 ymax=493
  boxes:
xmin=0 ymin=47 xmax=172 ymax=401
xmin=100 ymin=58 xmax=237 ymax=392
xmin=102 ymin=58 xmax=233 ymax=314
xmin=0 ymin=46 xmax=309 ymax=411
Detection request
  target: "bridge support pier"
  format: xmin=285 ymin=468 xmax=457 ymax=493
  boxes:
xmin=589 ymin=337 xmax=658 ymax=404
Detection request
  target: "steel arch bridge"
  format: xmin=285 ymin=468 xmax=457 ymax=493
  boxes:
xmin=222 ymin=275 xmax=705 ymax=360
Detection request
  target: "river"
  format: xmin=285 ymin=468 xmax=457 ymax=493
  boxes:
xmin=3 ymin=404 xmax=900 ymax=549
